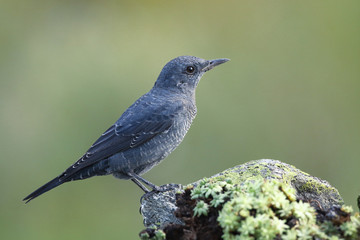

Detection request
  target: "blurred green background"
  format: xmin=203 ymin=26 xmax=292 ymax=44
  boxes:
xmin=1 ymin=0 xmax=359 ymax=239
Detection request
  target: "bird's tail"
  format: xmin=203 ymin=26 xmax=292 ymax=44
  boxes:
xmin=23 ymin=177 xmax=63 ymax=203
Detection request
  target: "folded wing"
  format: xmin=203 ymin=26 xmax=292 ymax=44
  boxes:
xmin=59 ymin=105 xmax=177 ymax=181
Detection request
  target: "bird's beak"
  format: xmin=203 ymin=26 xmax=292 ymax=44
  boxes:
xmin=202 ymin=58 xmax=230 ymax=72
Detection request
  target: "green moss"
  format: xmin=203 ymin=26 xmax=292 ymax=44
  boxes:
xmin=190 ymin=178 xmax=360 ymax=240
xmin=139 ymin=160 xmax=351 ymax=239
xmin=299 ymin=178 xmax=330 ymax=195
xmin=207 ymin=160 xmax=342 ymax=205
xmin=139 ymin=228 xmax=166 ymax=240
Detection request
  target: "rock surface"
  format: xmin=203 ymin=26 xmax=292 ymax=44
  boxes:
xmin=206 ymin=159 xmax=344 ymax=211
xmin=140 ymin=159 xmax=344 ymax=228
xmin=140 ymin=183 xmax=184 ymax=228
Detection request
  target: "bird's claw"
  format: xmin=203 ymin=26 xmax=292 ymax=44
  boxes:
xmin=152 ymin=183 xmax=183 ymax=192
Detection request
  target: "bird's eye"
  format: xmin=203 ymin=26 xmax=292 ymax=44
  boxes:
xmin=186 ymin=66 xmax=195 ymax=74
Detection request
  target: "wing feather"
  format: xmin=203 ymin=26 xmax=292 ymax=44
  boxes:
xmin=59 ymin=103 xmax=177 ymax=181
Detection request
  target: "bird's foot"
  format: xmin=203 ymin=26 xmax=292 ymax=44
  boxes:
xmin=152 ymin=183 xmax=183 ymax=192
xmin=140 ymin=183 xmax=183 ymax=204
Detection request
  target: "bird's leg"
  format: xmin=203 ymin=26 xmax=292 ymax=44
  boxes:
xmin=131 ymin=178 xmax=150 ymax=193
xmin=128 ymin=172 xmax=163 ymax=192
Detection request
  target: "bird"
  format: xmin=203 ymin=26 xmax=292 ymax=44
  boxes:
xmin=23 ymin=55 xmax=229 ymax=203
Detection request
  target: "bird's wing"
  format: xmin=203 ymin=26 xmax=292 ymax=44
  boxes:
xmin=59 ymin=102 xmax=180 ymax=181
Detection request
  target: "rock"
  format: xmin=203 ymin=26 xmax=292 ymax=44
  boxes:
xmin=205 ymin=159 xmax=344 ymax=211
xmin=140 ymin=183 xmax=184 ymax=228
xmin=140 ymin=159 xmax=343 ymax=229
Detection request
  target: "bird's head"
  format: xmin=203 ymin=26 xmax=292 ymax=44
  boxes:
xmin=154 ymin=56 xmax=229 ymax=95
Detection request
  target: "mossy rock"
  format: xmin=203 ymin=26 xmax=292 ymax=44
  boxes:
xmin=139 ymin=159 xmax=358 ymax=240
xmin=206 ymin=159 xmax=343 ymax=211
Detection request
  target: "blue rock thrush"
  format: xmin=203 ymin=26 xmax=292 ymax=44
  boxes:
xmin=23 ymin=56 xmax=229 ymax=203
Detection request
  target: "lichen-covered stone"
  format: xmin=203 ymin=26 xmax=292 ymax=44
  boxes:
xmin=206 ymin=159 xmax=344 ymax=211
xmin=188 ymin=179 xmax=360 ymax=240
xmin=140 ymin=183 xmax=184 ymax=228
xmin=139 ymin=159 xmax=354 ymax=240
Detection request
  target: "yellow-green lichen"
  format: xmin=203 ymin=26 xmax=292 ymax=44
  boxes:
xmin=190 ymin=178 xmax=360 ymax=240
xmin=299 ymin=177 xmax=336 ymax=196
xmin=204 ymin=159 xmax=343 ymax=207
xmin=139 ymin=160 xmax=351 ymax=239
xmin=139 ymin=228 xmax=166 ymax=240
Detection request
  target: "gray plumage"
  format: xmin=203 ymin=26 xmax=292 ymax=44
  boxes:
xmin=23 ymin=56 xmax=229 ymax=203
